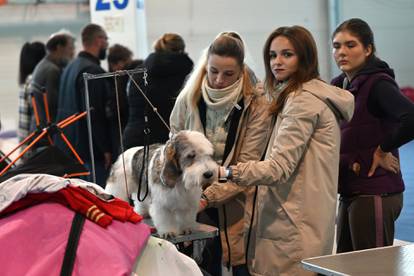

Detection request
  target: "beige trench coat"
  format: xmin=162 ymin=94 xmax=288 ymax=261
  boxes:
xmin=170 ymin=89 xmax=273 ymax=266
xmin=232 ymin=79 xmax=354 ymax=275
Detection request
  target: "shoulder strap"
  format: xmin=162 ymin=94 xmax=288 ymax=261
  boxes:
xmin=198 ymin=97 xmax=207 ymax=134
xmin=222 ymin=98 xmax=245 ymax=164
xmin=60 ymin=212 xmax=86 ymax=276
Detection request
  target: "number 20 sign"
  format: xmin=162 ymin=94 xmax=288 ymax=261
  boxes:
xmin=96 ymin=0 xmax=129 ymax=10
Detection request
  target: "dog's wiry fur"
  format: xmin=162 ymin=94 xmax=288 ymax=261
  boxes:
xmin=106 ymin=130 xmax=217 ymax=237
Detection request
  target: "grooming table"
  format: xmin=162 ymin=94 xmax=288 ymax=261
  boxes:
xmin=143 ymin=218 xmax=218 ymax=244
xmin=301 ymin=244 xmax=414 ymax=275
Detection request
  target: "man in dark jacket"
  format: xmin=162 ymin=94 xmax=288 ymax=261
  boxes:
xmin=55 ymin=23 xmax=112 ymax=187
xmin=29 ymin=31 xmax=75 ymax=137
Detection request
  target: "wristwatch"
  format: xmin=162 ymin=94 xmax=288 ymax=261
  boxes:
xmin=218 ymin=166 xmax=232 ymax=182
xmin=226 ymin=167 xmax=233 ymax=179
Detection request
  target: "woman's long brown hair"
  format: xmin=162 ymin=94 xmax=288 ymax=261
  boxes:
xmin=263 ymin=26 xmax=320 ymax=114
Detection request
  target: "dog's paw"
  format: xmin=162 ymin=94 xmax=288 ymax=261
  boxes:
xmin=181 ymin=228 xmax=194 ymax=235
xmin=160 ymin=232 xmax=177 ymax=239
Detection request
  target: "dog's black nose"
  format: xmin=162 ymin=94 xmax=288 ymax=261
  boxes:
xmin=203 ymin=171 xmax=213 ymax=179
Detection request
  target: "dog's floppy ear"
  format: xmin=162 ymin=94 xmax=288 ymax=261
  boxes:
xmin=160 ymin=139 xmax=182 ymax=187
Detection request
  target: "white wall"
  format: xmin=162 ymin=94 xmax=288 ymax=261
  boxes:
xmin=0 ymin=3 xmax=89 ymax=130
xmin=339 ymin=0 xmax=414 ymax=87
xmin=1 ymin=0 xmax=413 ymax=131
xmin=0 ymin=0 xmax=331 ymax=130
xmin=144 ymin=0 xmax=330 ymax=81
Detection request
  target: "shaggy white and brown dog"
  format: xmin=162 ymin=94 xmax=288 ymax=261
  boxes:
xmin=105 ymin=130 xmax=217 ymax=237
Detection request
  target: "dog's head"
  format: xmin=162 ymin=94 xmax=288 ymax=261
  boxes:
xmin=160 ymin=130 xmax=217 ymax=189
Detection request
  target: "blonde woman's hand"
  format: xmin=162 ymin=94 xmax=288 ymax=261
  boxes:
xmin=368 ymin=146 xmax=399 ymax=177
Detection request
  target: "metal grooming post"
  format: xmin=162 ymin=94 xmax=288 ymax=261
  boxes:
xmin=82 ymin=68 xmax=146 ymax=183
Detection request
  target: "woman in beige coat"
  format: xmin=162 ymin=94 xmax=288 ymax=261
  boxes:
xmin=170 ymin=33 xmax=272 ymax=276
xmin=219 ymin=26 xmax=354 ymax=275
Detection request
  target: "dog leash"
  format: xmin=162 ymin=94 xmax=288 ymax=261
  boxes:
xmin=136 ymin=73 xmax=151 ymax=202
xmin=115 ymin=70 xmax=152 ymax=202
xmin=113 ymin=74 xmax=130 ymax=198
xmin=120 ymin=70 xmax=173 ymax=202
xmin=136 ymin=133 xmax=150 ymax=202
xmin=126 ymin=70 xmax=171 ymax=132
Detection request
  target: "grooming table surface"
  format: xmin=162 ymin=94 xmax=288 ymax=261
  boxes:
xmin=301 ymin=244 xmax=414 ymax=275
xmin=143 ymin=218 xmax=218 ymax=244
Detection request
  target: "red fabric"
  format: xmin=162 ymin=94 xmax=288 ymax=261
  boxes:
xmin=1 ymin=185 xmax=141 ymax=227
xmin=401 ymin=86 xmax=414 ymax=102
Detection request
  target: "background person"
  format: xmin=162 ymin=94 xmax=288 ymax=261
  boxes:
xmin=331 ymin=18 xmax=414 ymax=253
xmin=123 ymin=33 xmax=193 ymax=149
xmin=55 ymin=23 xmax=112 ymax=187
xmin=28 ymin=31 xmax=75 ymax=135
xmin=17 ymin=41 xmax=46 ymax=144
xmin=107 ymin=43 xmax=134 ymax=161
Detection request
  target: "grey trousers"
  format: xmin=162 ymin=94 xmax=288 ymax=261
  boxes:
xmin=336 ymin=192 xmax=403 ymax=253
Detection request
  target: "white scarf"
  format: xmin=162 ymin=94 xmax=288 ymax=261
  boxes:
xmin=201 ymin=76 xmax=243 ymax=113
xmin=201 ymin=76 xmax=243 ymax=162
xmin=267 ymin=81 xmax=288 ymax=102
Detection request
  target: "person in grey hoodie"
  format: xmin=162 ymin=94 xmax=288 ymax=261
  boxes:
xmin=218 ymin=26 xmax=355 ymax=275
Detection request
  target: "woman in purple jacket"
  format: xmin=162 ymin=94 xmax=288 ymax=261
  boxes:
xmin=331 ymin=18 xmax=414 ymax=253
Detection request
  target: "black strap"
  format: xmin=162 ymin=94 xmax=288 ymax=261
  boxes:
xmin=245 ymin=186 xmax=258 ymax=265
xmin=245 ymin=133 xmax=273 ymax=264
xmin=198 ymin=97 xmax=245 ymax=162
xmin=198 ymin=97 xmax=245 ymax=267
xmin=198 ymin=98 xmax=207 ymax=135
xmin=137 ymin=83 xmax=151 ymax=202
xmin=60 ymin=212 xmax=86 ymax=276
xmin=222 ymin=99 xmax=244 ymax=163
xmin=222 ymin=205 xmax=232 ymax=269
xmin=137 ymin=139 xmax=150 ymax=202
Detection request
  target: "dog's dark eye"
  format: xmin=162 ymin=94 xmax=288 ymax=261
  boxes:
xmin=186 ymin=153 xmax=195 ymax=159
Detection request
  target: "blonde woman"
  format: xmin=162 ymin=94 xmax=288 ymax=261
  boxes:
xmin=170 ymin=33 xmax=272 ymax=276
